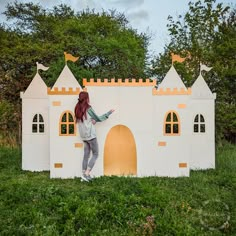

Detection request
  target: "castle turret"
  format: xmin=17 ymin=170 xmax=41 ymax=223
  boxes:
xmin=152 ymin=65 xmax=191 ymax=177
xmin=48 ymin=65 xmax=84 ymax=178
xmin=190 ymin=73 xmax=216 ymax=169
xmin=20 ymin=72 xmax=49 ymax=171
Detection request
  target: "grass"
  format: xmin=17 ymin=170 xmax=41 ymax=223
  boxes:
xmin=0 ymin=144 xmax=235 ymax=235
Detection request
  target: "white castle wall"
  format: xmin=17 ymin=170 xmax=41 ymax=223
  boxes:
xmin=86 ymin=85 xmax=191 ymax=177
xmin=21 ymin=64 xmax=216 ymax=179
xmin=49 ymin=95 xmax=83 ymax=178
xmin=152 ymin=95 xmax=191 ymax=177
xmin=87 ymin=86 xmax=154 ymax=177
xmin=190 ymin=99 xmax=215 ymax=169
xmin=21 ymin=98 xmax=49 ymax=171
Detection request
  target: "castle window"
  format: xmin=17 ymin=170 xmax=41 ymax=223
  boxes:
xmin=164 ymin=111 xmax=180 ymax=135
xmin=59 ymin=111 xmax=75 ymax=136
xmin=32 ymin=114 xmax=44 ymax=133
xmin=194 ymin=114 xmax=205 ymax=133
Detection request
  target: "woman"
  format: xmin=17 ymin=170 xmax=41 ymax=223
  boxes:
xmin=74 ymin=91 xmax=114 ymax=182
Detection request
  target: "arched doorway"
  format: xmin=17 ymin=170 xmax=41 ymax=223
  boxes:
xmin=104 ymin=125 xmax=137 ymax=176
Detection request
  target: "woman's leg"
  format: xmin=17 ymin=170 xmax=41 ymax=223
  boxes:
xmin=85 ymin=138 xmax=99 ymax=175
xmin=82 ymin=141 xmax=90 ymax=174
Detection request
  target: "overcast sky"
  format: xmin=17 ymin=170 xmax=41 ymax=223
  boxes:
xmin=0 ymin=0 xmax=234 ymax=55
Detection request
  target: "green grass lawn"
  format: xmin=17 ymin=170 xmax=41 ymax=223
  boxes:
xmin=0 ymin=144 xmax=235 ymax=236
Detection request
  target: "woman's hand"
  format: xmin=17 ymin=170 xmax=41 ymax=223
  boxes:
xmin=110 ymin=109 xmax=115 ymax=113
xmin=91 ymin=119 xmax=96 ymax=125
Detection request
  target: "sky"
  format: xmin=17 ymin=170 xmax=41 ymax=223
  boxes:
xmin=0 ymin=0 xmax=234 ymax=55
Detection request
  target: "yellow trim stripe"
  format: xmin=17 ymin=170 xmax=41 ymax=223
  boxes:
xmin=83 ymin=78 xmax=156 ymax=87
xmin=48 ymin=87 xmax=80 ymax=95
xmin=153 ymin=87 xmax=191 ymax=95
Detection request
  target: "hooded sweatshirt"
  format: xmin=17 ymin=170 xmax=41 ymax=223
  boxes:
xmin=78 ymin=107 xmax=112 ymax=141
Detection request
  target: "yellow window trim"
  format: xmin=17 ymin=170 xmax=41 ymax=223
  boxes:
xmin=163 ymin=110 xmax=181 ymax=136
xmin=59 ymin=110 xmax=76 ymax=136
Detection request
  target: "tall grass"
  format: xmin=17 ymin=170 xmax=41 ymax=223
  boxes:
xmin=0 ymin=133 xmax=19 ymax=147
xmin=0 ymin=144 xmax=235 ymax=235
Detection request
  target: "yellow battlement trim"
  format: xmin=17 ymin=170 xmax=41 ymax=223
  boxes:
xmin=152 ymin=87 xmax=191 ymax=96
xmin=83 ymin=78 xmax=156 ymax=87
xmin=47 ymin=87 xmax=80 ymax=95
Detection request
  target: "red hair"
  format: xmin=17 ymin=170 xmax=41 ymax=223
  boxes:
xmin=74 ymin=91 xmax=91 ymax=122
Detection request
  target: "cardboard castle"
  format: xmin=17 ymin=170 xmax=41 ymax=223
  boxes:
xmin=20 ymin=61 xmax=216 ymax=178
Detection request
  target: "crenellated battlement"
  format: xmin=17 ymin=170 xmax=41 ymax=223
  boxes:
xmin=47 ymin=87 xmax=81 ymax=95
xmin=152 ymin=87 xmax=192 ymax=95
xmin=83 ymin=78 xmax=156 ymax=87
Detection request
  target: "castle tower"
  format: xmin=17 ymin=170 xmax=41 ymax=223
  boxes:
xmin=152 ymin=65 xmax=192 ymax=177
xmin=20 ymin=72 xmax=49 ymax=171
xmin=48 ymin=65 xmax=84 ymax=178
xmin=190 ymin=73 xmax=216 ymax=169
xmin=83 ymin=78 xmax=156 ymax=177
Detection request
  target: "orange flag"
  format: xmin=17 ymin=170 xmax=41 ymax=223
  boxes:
xmin=64 ymin=52 xmax=79 ymax=63
xmin=171 ymin=53 xmax=186 ymax=64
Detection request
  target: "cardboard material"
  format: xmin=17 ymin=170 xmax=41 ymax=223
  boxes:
xmin=21 ymin=63 xmax=216 ymax=178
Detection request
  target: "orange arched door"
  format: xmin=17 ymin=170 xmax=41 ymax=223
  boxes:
xmin=104 ymin=125 xmax=137 ymax=176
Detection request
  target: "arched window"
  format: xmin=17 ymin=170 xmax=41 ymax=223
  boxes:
xmin=194 ymin=114 xmax=205 ymax=133
xmin=164 ymin=111 xmax=180 ymax=135
xmin=32 ymin=114 xmax=44 ymax=133
xmin=59 ymin=111 xmax=76 ymax=136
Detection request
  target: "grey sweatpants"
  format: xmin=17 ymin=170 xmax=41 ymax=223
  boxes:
xmin=82 ymin=138 xmax=99 ymax=172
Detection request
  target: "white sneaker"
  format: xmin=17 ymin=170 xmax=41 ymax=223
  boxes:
xmin=81 ymin=174 xmax=90 ymax=182
xmin=86 ymin=175 xmax=93 ymax=181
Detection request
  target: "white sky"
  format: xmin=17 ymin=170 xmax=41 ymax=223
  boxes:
xmin=0 ymin=0 xmax=234 ymax=55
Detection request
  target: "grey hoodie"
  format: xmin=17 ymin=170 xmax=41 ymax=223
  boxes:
xmin=78 ymin=107 xmax=112 ymax=141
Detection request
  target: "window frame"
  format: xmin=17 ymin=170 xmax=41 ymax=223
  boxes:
xmin=193 ymin=114 xmax=206 ymax=134
xmin=59 ymin=110 xmax=76 ymax=136
xmin=163 ymin=110 xmax=181 ymax=136
xmin=32 ymin=113 xmax=45 ymax=134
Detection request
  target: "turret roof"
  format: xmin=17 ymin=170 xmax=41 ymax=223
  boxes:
xmin=52 ymin=65 xmax=82 ymax=89
xmin=21 ymin=72 xmax=48 ymax=98
xmin=191 ymin=74 xmax=215 ymax=99
xmin=158 ymin=65 xmax=187 ymax=89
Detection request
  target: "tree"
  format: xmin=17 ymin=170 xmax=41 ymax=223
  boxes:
xmin=150 ymin=0 xmax=236 ymax=143
xmin=0 ymin=2 xmax=150 ymax=145
xmin=1 ymin=2 xmax=149 ymax=84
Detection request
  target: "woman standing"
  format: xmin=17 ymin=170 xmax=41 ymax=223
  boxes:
xmin=74 ymin=91 xmax=114 ymax=182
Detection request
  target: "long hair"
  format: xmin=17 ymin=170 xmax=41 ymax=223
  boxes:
xmin=74 ymin=91 xmax=91 ymax=122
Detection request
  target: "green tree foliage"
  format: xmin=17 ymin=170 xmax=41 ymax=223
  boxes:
xmin=0 ymin=100 xmax=20 ymax=146
xmin=0 ymin=2 xmax=150 ymax=145
xmin=150 ymin=0 xmax=236 ymax=143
